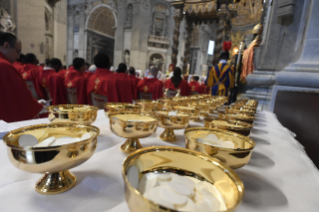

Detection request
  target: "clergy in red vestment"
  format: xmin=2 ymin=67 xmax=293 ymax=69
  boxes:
xmin=38 ymin=58 xmax=61 ymax=90
xmin=115 ymin=63 xmax=133 ymax=103
xmin=85 ymin=64 xmax=96 ymax=79
xmin=87 ymin=53 xmax=121 ymax=104
xmin=137 ymin=66 xmax=164 ymax=100
xmin=13 ymin=53 xmax=25 ymax=74
xmin=0 ymin=33 xmax=43 ymax=122
xmin=64 ymin=58 xmax=88 ymax=104
xmin=164 ymin=67 xmax=190 ymax=97
xmin=21 ymin=53 xmax=47 ymax=99
xmin=128 ymin=67 xmax=140 ymax=100
xmin=189 ymin=76 xmax=201 ymax=93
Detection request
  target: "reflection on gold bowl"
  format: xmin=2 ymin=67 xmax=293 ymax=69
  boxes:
xmin=122 ymin=146 xmax=244 ymax=212
xmin=135 ymin=100 xmax=164 ymax=115
xmin=110 ymin=114 xmax=158 ymax=153
xmin=204 ymin=118 xmax=253 ymax=136
xmin=185 ymin=127 xmax=255 ymax=169
xmin=155 ymin=111 xmax=190 ymax=141
xmin=219 ymin=113 xmax=255 ymax=124
xmin=104 ymin=103 xmax=141 ymax=118
xmin=47 ymin=104 xmax=99 ymax=125
xmin=2 ymin=123 xmax=100 ymax=195
xmin=173 ymin=106 xmax=200 ymax=121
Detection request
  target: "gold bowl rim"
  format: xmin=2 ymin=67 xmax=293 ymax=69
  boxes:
xmin=2 ymin=123 xmax=100 ymax=150
xmin=110 ymin=114 xmax=158 ymax=123
xmin=155 ymin=111 xmax=190 ymax=118
xmin=204 ymin=118 xmax=253 ymax=130
xmin=122 ymin=146 xmax=244 ymax=211
xmin=104 ymin=103 xmax=142 ymax=109
xmin=46 ymin=104 xmax=99 ymax=114
xmin=184 ymin=127 xmax=255 ymax=151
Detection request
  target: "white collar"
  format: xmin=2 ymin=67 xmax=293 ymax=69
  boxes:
xmin=43 ymin=67 xmax=53 ymax=71
xmin=147 ymin=75 xmax=155 ymax=79
xmin=219 ymin=59 xmax=227 ymax=64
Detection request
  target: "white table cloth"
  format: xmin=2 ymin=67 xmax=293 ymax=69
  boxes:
xmin=0 ymin=110 xmax=319 ymax=212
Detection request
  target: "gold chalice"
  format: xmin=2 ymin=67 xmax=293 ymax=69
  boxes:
xmin=47 ymin=104 xmax=98 ymax=125
xmin=219 ymin=112 xmax=255 ymax=124
xmin=104 ymin=103 xmax=141 ymax=118
xmin=155 ymin=111 xmax=190 ymax=141
xmin=122 ymin=146 xmax=244 ymax=212
xmin=2 ymin=123 xmax=99 ymax=195
xmin=110 ymin=114 xmax=158 ymax=153
xmin=185 ymin=127 xmax=255 ymax=169
xmin=135 ymin=100 xmax=164 ymax=115
xmin=204 ymin=117 xmax=253 ymax=136
xmin=173 ymin=105 xmax=200 ymax=121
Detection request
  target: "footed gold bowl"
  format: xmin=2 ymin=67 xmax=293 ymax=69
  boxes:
xmin=104 ymin=103 xmax=141 ymax=118
xmin=110 ymin=114 xmax=158 ymax=153
xmin=173 ymin=105 xmax=200 ymax=121
xmin=204 ymin=118 xmax=253 ymax=136
xmin=122 ymin=146 xmax=244 ymax=212
xmin=135 ymin=100 xmax=164 ymax=115
xmin=155 ymin=111 xmax=190 ymax=141
xmin=2 ymin=123 xmax=99 ymax=195
xmin=185 ymin=127 xmax=255 ymax=169
xmin=219 ymin=113 xmax=255 ymax=124
xmin=47 ymin=104 xmax=98 ymax=125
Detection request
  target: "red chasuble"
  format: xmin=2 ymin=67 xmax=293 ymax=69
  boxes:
xmin=64 ymin=69 xmax=88 ymax=104
xmin=164 ymin=79 xmax=190 ymax=96
xmin=13 ymin=62 xmax=25 ymax=74
xmin=199 ymin=83 xmax=209 ymax=94
xmin=114 ymin=73 xmax=133 ymax=103
xmin=128 ymin=75 xmax=140 ymax=100
xmin=189 ymin=81 xmax=201 ymax=93
xmin=87 ymin=68 xmax=121 ymax=104
xmin=49 ymin=73 xmax=68 ymax=105
xmin=137 ymin=78 xmax=164 ymax=100
xmin=0 ymin=53 xmax=43 ymax=122
xmin=38 ymin=68 xmax=56 ymax=88
xmin=21 ymin=64 xmax=47 ymax=99
xmin=84 ymin=72 xmax=94 ymax=79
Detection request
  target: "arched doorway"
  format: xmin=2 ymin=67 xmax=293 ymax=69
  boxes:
xmin=148 ymin=53 xmax=165 ymax=72
xmin=86 ymin=5 xmax=116 ymax=65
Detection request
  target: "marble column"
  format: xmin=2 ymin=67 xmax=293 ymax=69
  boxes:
xmin=182 ymin=21 xmax=193 ymax=74
xmin=67 ymin=5 xmax=74 ymax=66
xmin=171 ymin=15 xmax=182 ymax=66
xmin=114 ymin=1 xmax=126 ymax=67
xmin=213 ymin=14 xmax=226 ymax=65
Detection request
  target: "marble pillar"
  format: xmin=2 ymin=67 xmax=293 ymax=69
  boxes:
xmin=114 ymin=1 xmax=125 ymax=67
xmin=182 ymin=21 xmax=193 ymax=74
xmin=171 ymin=15 xmax=182 ymax=66
xmin=213 ymin=14 xmax=226 ymax=65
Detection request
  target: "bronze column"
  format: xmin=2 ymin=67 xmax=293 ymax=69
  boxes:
xmin=183 ymin=21 xmax=193 ymax=74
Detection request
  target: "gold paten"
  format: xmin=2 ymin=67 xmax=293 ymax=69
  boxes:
xmin=122 ymin=146 xmax=244 ymax=212
xmin=47 ymin=104 xmax=98 ymax=125
xmin=204 ymin=117 xmax=253 ymax=136
xmin=173 ymin=105 xmax=200 ymax=121
xmin=2 ymin=123 xmax=100 ymax=195
xmin=155 ymin=111 xmax=190 ymax=141
xmin=104 ymin=103 xmax=141 ymax=118
xmin=185 ymin=127 xmax=255 ymax=169
xmin=110 ymin=114 xmax=158 ymax=153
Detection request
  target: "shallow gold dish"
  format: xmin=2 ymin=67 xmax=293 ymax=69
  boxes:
xmin=3 ymin=123 xmax=99 ymax=195
xmin=155 ymin=111 xmax=190 ymax=141
xmin=122 ymin=146 xmax=244 ymax=212
xmin=185 ymin=127 xmax=255 ymax=169
xmin=104 ymin=103 xmax=141 ymax=118
xmin=135 ymin=100 xmax=164 ymax=115
xmin=173 ymin=105 xmax=200 ymax=121
xmin=110 ymin=114 xmax=158 ymax=153
xmin=204 ymin=118 xmax=253 ymax=136
xmin=47 ymin=104 xmax=98 ymax=125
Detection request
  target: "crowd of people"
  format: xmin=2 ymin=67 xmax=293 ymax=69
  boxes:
xmin=0 ymin=32 xmax=234 ymax=123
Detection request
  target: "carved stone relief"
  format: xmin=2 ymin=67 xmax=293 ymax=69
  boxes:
xmin=0 ymin=6 xmax=15 ymax=33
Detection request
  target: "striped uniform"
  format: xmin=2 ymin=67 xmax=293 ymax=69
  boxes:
xmin=205 ymin=63 xmax=234 ymax=96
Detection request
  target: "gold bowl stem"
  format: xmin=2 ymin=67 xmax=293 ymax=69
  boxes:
xmin=121 ymin=138 xmax=143 ymax=153
xmin=159 ymin=128 xmax=177 ymax=141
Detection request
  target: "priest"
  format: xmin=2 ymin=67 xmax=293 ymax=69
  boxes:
xmin=0 ymin=33 xmax=43 ymax=122
xmin=189 ymin=76 xmax=201 ymax=94
xmin=164 ymin=67 xmax=190 ymax=97
xmin=13 ymin=53 xmax=25 ymax=74
xmin=128 ymin=67 xmax=140 ymax=100
xmin=137 ymin=66 xmax=164 ymax=100
xmin=115 ymin=63 xmax=133 ymax=103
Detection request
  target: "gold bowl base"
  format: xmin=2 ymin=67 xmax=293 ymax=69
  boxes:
xmin=35 ymin=170 xmax=77 ymax=195
xmin=121 ymin=138 xmax=143 ymax=153
xmin=159 ymin=128 xmax=177 ymax=141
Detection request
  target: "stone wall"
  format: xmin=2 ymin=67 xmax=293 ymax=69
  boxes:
xmin=53 ymin=0 xmax=67 ymax=64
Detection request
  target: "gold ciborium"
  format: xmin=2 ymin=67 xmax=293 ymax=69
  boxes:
xmin=173 ymin=105 xmax=200 ymax=121
xmin=204 ymin=117 xmax=253 ymax=136
xmin=155 ymin=111 xmax=190 ymax=141
xmin=2 ymin=123 xmax=99 ymax=195
xmin=135 ymin=100 xmax=164 ymax=115
xmin=185 ymin=127 xmax=255 ymax=169
xmin=104 ymin=103 xmax=141 ymax=118
xmin=122 ymin=146 xmax=244 ymax=212
xmin=110 ymin=114 xmax=158 ymax=153
xmin=219 ymin=112 xmax=255 ymax=124
xmin=46 ymin=104 xmax=99 ymax=125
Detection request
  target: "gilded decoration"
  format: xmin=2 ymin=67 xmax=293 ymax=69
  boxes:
xmin=87 ymin=7 xmax=115 ymax=38
xmin=231 ymin=0 xmax=262 ymax=27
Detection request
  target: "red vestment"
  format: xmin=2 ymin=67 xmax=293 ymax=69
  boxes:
xmin=128 ymin=75 xmax=140 ymax=100
xmin=38 ymin=68 xmax=56 ymax=88
xmin=21 ymin=64 xmax=47 ymax=99
xmin=49 ymin=73 xmax=68 ymax=105
xmin=137 ymin=78 xmax=164 ymax=100
xmin=13 ymin=62 xmax=25 ymax=74
xmin=85 ymin=72 xmax=94 ymax=79
xmin=114 ymin=73 xmax=133 ymax=103
xmin=59 ymin=69 xmax=68 ymax=79
xmin=165 ymin=79 xmax=190 ymax=96
xmin=64 ymin=69 xmax=88 ymax=104
xmin=199 ymin=83 xmax=209 ymax=94
xmin=189 ymin=81 xmax=201 ymax=93
xmin=87 ymin=68 xmax=121 ymax=104
xmin=0 ymin=53 xmax=43 ymax=122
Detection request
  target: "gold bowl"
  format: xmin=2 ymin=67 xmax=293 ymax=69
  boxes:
xmin=104 ymin=103 xmax=141 ymax=118
xmin=122 ymin=146 xmax=244 ymax=212
xmin=173 ymin=105 xmax=200 ymax=121
xmin=2 ymin=123 xmax=99 ymax=195
xmin=135 ymin=100 xmax=164 ymax=115
xmin=155 ymin=111 xmax=190 ymax=141
xmin=204 ymin=118 xmax=253 ymax=136
xmin=110 ymin=114 xmax=158 ymax=153
xmin=185 ymin=127 xmax=255 ymax=169
xmin=47 ymin=104 xmax=99 ymax=125
xmin=218 ymin=106 xmax=255 ymax=116
xmin=219 ymin=113 xmax=255 ymax=124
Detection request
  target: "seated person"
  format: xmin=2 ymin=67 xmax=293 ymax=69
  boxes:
xmin=0 ymin=32 xmax=43 ymax=122
xmin=164 ymin=67 xmax=190 ymax=97
xmin=87 ymin=53 xmax=122 ymax=103
xmin=137 ymin=66 xmax=164 ymax=100
xmin=128 ymin=67 xmax=140 ymax=100
xmin=38 ymin=58 xmax=61 ymax=89
xmin=13 ymin=53 xmax=25 ymax=74
xmin=189 ymin=76 xmax=201 ymax=93
xmin=65 ymin=57 xmax=88 ymax=104
xmin=115 ymin=63 xmax=133 ymax=103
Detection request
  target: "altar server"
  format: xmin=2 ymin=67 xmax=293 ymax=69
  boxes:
xmin=164 ymin=67 xmax=190 ymax=96
xmin=137 ymin=66 xmax=164 ymax=100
